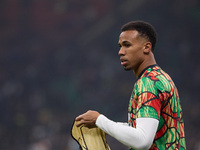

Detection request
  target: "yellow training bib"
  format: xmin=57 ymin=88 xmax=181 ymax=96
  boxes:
xmin=71 ymin=121 xmax=110 ymax=150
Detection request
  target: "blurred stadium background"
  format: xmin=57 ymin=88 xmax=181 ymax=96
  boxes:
xmin=0 ymin=0 xmax=200 ymax=149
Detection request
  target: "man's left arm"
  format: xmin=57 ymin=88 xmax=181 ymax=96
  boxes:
xmin=75 ymin=110 xmax=159 ymax=150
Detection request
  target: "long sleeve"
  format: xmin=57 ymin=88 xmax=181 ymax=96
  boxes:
xmin=96 ymin=114 xmax=159 ymax=150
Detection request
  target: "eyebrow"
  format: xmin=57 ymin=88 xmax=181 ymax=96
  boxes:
xmin=122 ymin=41 xmax=131 ymax=44
xmin=119 ymin=40 xmax=131 ymax=45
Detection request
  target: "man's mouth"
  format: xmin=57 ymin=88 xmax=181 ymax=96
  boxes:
xmin=120 ymin=59 xmax=128 ymax=66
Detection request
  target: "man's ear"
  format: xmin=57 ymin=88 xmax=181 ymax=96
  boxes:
xmin=144 ymin=42 xmax=152 ymax=54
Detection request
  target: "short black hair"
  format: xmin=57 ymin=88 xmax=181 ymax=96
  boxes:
xmin=121 ymin=20 xmax=157 ymax=52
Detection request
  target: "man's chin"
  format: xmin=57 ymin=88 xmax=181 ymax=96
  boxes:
xmin=124 ymin=67 xmax=131 ymax=71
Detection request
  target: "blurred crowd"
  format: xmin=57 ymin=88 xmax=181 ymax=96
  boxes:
xmin=0 ymin=0 xmax=200 ymax=150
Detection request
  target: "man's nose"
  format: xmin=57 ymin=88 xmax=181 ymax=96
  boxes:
xmin=118 ymin=47 xmax=125 ymax=56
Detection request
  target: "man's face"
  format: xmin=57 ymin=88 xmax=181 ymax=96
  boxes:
xmin=118 ymin=30 xmax=147 ymax=71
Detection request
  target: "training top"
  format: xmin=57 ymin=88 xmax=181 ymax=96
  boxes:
xmin=128 ymin=65 xmax=186 ymax=150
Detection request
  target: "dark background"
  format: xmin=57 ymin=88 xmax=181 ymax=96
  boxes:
xmin=0 ymin=0 xmax=200 ymax=149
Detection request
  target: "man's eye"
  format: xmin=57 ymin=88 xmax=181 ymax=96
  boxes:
xmin=124 ymin=44 xmax=131 ymax=47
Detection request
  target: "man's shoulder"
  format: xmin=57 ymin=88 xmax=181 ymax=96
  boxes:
xmin=136 ymin=66 xmax=173 ymax=92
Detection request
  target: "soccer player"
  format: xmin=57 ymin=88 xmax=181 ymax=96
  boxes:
xmin=75 ymin=21 xmax=186 ymax=150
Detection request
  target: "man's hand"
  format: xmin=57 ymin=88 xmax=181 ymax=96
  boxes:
xmin=75 ymin=110 xmax=100 ymax=128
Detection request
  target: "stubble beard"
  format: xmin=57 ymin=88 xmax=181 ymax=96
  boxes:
xmin=123 ymin=66 xmax=132 ymax=71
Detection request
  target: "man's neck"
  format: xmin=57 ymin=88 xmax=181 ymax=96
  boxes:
xmin=134 ymin=53 xmax=156 ymax=77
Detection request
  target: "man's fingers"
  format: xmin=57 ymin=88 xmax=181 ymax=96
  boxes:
xmin=75 ymin=111 xmax=88 ymax=121
xmin=76 ymin=120 xmax=84 ymax=127
xmin=76 ymin=120 xmax=96 ymax=128
xmin=75 ymin=110 xmax=99 ymax=128
xmin=75 ymin=115 xmax=82 ymax=121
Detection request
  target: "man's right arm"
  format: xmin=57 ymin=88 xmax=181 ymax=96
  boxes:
xmin=96 ymin=114 xmax=158 ymax=150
